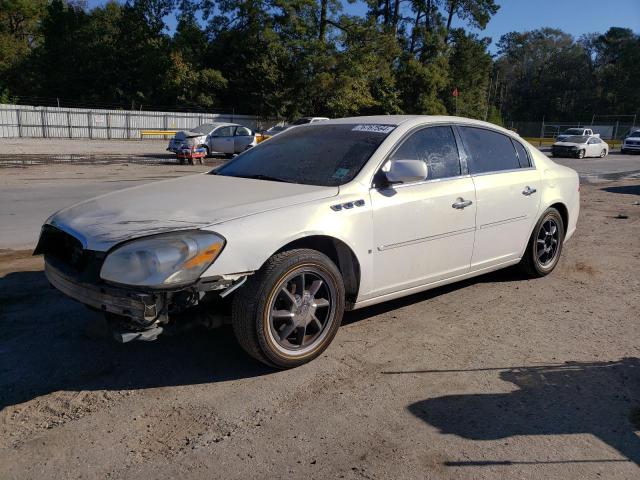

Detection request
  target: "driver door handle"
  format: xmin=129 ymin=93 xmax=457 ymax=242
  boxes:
xmin=452 ymin=198 xmax=473 ymax=209
xmin=522 ymin=186 xmax=537 ymax=196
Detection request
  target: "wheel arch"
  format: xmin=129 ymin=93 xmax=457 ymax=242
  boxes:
xmin=272 ymin=235 xmax=361 ymax=308
xmin=548 ymin=201 xmax=569 ymax=231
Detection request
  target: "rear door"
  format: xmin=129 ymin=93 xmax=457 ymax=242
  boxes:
xmin=234 ymin=126 xmax=254 ymax=152
xmin=210 ymin=126 xmax=235 ymax=153
xmin=369 ymin=125 xmax=476 ymax=297
xmin=457 ymin=126 xmax=542 ymax=270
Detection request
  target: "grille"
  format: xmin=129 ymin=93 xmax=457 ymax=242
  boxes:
xmin=35 ymin=225 xmax=105 ymax=281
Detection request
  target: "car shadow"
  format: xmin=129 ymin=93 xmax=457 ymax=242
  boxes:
xmin=0 ymin=269 xmax=272 ymax=410
xmin=402 ymin=358 xmax=640 ymax=466
xmin=344 ymin=266 xmax=528 ymax=325
xmin=601 ymin=184 xmax=640 ymax=196
xmin=0 ymin=264 xmax=534 ymax=410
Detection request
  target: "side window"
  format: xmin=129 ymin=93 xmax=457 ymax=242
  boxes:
xmin=512 ymin=139 xmax=531 ymax=168
xmin=235 ymin=126 xmax=252 ymax=136
xmin=389 ymin=126 xmax=461 ymax=180
xmin=459 ymin=127 xmax=521 ymax=174
xmin=215 ymin=126 xmax=234 ymax=137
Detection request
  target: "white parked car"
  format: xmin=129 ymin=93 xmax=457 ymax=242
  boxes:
xmin=36 ymin=116 xmax=579 ymax=368
xmin=167 ymin=123 xmax=256 ymax=157
xmin=551 ymin=135 xmax=609 ymax=158
xmin=621 ymin=129 xmax=640 ymax=154
xmin=556 ymin=127 xmax=597 ymax=142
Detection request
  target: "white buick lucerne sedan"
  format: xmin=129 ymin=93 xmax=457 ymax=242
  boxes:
xmin=35 ymin=116 xmax=579 ymax=368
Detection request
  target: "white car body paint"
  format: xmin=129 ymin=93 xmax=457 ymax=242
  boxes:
xmin=45 ymin=115 xmax=580 ymax=310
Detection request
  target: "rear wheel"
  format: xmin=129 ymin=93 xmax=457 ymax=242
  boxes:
xmin=232 ymin=249 xmax=345 ymax=368
xmin=519 ymin=208 xmax=565 ymax=277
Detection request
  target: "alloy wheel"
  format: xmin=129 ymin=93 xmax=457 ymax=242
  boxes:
xmin=267 ymin=267 xmax=336 ymax=355
xmin=536 ymin=219 xmax=560 ymax=267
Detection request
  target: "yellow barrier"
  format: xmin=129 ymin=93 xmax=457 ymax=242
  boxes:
xmin=140 ymin=130 xmax=178 ymax=137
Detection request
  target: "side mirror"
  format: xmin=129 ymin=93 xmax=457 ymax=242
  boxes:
xmin=382 ymin=159 xmax=428 ymax=186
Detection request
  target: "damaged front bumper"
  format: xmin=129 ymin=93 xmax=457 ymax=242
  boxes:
xmin=44 ymin=256 xmax=249 ymax=342
xmin=45 ymin=258 xmax=164 ymax=323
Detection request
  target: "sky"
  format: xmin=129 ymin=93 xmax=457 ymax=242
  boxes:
xmin=86 ymin=0 xmax=640 ymax=52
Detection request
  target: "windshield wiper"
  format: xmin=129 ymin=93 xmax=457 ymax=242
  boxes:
xmin=236 ymin=174 xmax=291 ymax=183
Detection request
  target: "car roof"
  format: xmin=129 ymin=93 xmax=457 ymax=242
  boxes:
xmin=197 ymin=122 xmax=240 ymax=128
xmin=321 ymin=115 xmax=518 ymax=136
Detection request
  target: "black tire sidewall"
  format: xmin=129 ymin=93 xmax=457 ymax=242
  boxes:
xmin=233 ymin=249 xmax=345 ymax=368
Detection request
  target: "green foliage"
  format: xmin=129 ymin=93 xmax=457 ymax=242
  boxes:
xmin=0 ymin=0 xmax=636 ymax=122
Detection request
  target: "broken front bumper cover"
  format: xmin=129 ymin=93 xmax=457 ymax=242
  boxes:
xmin=44 ymin=257 xmax=164 ymax=324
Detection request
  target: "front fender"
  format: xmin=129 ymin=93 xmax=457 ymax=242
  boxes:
xmin=200 ymin=194 xmax=375 ymax=295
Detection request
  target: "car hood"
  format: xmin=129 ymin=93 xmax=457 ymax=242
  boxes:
xmin=174 ymin=130 xmax=207 ymax=141
xmin=554 ymin=141 xmax=585 ymax=147
xmin=49 ymin=174 xmax=338 ymax=251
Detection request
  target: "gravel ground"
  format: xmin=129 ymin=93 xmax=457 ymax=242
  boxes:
xmin=0 ymin=177 xmax=639 ymax=479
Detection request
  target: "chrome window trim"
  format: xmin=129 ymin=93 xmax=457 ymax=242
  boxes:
xmin=375 ymin=173 xmax=472 ymax=191
xmin=470 ymin=166 xmax=537 ymax=177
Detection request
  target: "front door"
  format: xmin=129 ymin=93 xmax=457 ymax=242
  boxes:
xmin=457 ymin=126 xmax=542 ymax=269
xmin=369 ymin=125 xmax=476 ymax=298
xmin=210 ymin=126 xmax=236 ymax=154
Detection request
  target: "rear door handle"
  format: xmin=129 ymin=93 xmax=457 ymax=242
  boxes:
xmin=452 ymin=198 xmax=473 ymax=209
xmin=522 ymin=186 xmax=537 ymax=196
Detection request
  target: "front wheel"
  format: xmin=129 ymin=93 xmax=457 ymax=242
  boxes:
xmin=600 ymin=149 xmax=607 ymax=158
xmin=577 ymin=149 xmax=585 ymax=159
xmin=232 ymin=249 xmax=345 ymax=368
xmin=519 ymin=208 xmax=565 ymax=277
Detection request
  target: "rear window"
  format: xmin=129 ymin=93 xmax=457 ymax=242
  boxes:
xmin=214 ymin=124 xmax=394 ymax=186
xmin=459 ymin=127 xmax=521 ymax=174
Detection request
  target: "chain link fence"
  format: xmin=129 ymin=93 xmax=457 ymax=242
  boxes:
xmin=0 ymin=104 xmax=279 ymax=139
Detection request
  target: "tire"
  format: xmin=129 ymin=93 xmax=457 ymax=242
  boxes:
xmin=621 ymin=149 xmax=628 ymax=154
xmin=600 ymin=149 xmax=607 ymax=158
xmin=519 ymin=208 xmax=565 ymax=278
xmin=200 ymin=145 xmax=210 ymax=158
xmin=232 ymin=249 xmax=345 ymax=369
xmin=577 ymin=149 xmax=585 ymax=159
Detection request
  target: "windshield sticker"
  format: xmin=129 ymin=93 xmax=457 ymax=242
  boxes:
xmin=352 ymin=124 xmax=395 ymax=134
xmin=332 ymin=168 xmax=350 ymax=179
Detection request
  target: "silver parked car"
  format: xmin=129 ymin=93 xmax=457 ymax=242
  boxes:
xmin=167 ymin=123 xmax=257 ymax=157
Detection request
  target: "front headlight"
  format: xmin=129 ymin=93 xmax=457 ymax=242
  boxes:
xmin=100 ymin=231 xmax=225 ymax=288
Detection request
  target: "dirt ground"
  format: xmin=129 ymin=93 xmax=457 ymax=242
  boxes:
xmin=1 ymin=138 xmax=169 ymax=155
xmin=0 ymin=179 xmax=639 ymax=479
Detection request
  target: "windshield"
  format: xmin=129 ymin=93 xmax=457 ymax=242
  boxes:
xmin=191 ymin=124 xmax=215 ymax=134
xmin=291 ymin=118 xmax=312 ymax=125
xmin=628 ymin=131 xmax=640 ymax=138
xmin=563 ymin=135 xmax=589 ymax=143
xmin=563 ymin=128 xmax=583 ymax=135
xmin=213 ymin=123 xmax=394 ymax=186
